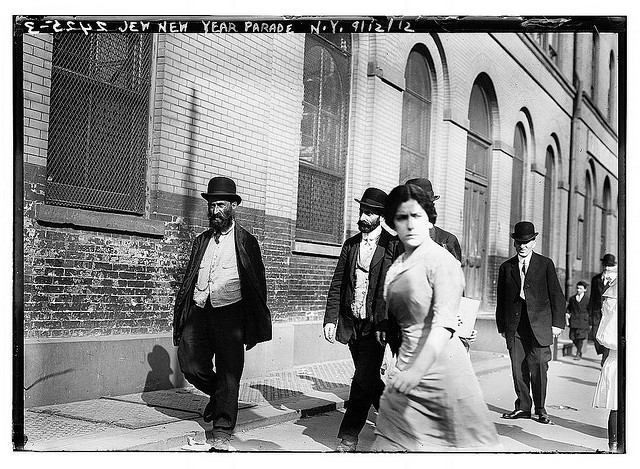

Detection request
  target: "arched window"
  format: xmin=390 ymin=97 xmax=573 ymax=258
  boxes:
xmin=608 ymin=50 xmax=616 ymax=122
xmin=581 ymin=172 xmax=593 ymax=269
xmin=542 ymin=146 xmax=555 ymax=257
xmin=591 ymin=33 xmax=600 ymax=101
xmin=399 ymin=47 xmax=432 ymax=183
xmin=462 ymin=79 xmax=493 ymax=300
xmin=510 ymin=123 xmax=526 ymax=236
xmin=296 ymin=34 xmax=351 ymax=242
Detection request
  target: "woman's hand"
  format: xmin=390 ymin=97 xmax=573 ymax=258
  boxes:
xmin=389 ymin=367 xmax=424 ymax=394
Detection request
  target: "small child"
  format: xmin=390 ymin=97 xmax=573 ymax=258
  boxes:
xmin=566 ymin=281 xmax=590 ymax=360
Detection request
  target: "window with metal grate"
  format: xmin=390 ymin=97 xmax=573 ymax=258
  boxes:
xmin=296 ymin=33 xmax=351 ymax=244
xmin=46 ymin=33 xmax=152 ymax=214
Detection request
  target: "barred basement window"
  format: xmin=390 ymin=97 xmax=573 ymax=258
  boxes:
xmin=296 ymin=34 xmax=351 ymax=243
xmin=46 ymin=33 xmax=152 ymax=214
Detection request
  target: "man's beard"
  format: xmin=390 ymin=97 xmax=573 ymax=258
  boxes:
xmin=357 ymin=218 xmax=380 ymax=234
xmin=209 ymin=209 xmax=233 ymax=233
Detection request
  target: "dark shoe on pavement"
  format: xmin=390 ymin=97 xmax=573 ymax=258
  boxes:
xmin=501 ymin=410 xmax=531 ymax=420
xmin=537 ymin=413 xmax=551 ymax=424
xmin=203 ymin=398 xmax=215 ymax=423
xmin=208 ymin=435 xmax=231 ymax=452
xmin=336 ymin=438 xmax=357 ymax=452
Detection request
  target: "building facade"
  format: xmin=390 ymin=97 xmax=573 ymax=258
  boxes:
xmin=21 ymin=28 xmax=620 ymax=405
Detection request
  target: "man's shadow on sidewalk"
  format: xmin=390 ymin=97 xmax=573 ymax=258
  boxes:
xmin=488 ymin=403 xmax=606 ymax=451
xmin=140 ymin=345 xmax=205 ymax=427
xmin=249 ymin=373 xmax=350 ymax=409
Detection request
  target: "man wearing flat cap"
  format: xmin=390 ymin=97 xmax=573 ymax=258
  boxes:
xmin=495 ymin=221 xmax=565 ymax=425
xmin=405 ymin=178 xmax=462 ymax=263
xmin=323 ymin=187 xmax=401 ymax=452
xmin=589 ymin=253 xmax=617 ymax=365
xmin=173 ymin=176 xmax=271 ymax=451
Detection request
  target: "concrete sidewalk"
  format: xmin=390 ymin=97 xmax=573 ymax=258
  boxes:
xmin=20 ymin=347 xmax=614 ymax=452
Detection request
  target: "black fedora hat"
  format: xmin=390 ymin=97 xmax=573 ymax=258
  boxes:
xmin=201 ymin=177 xmax=242 ymax=204
xmin=511 ymin=221 xmax=538 ymax=243
xmin=601 ymin=253 xmax=616 ymax=266
xmin=405 ymin=178 xmax=440 ymax=201
xmin=354 ymin=187 xmax=387 ymax=212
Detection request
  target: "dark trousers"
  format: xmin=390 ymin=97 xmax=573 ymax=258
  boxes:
xmin=338 ymin=320 xmax=385 ymax=441
xmin=177 ymin=300 xmax=245 ymax=432
xmin=508 ymin=301 xmax=551 ymax=415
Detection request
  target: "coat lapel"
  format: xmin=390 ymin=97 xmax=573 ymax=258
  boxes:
xmin=369 ymin=231 xmax=387 ymax=270
xmin=525 ymin=252 xmax=541 ymax=283
xmin=509 ymin=256 xmax=520 ymax=286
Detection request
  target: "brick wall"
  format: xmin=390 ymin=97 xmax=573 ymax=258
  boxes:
xmin=22 ymin=31 xmax=618 ymax=341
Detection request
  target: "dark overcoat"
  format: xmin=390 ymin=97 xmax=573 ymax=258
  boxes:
xmin=588 ymin=273 xmax=606 ymax=327
xmin=495 ymin=252 xmax=566 ymax=348
xmin=567 ymin=294 xmax=590 ymax=331
xmin=323 ymin=229 xmax=400 ymax=345
xmin=173 ymin=225 xmax=271 ymax=349
xmin=431 ymin=225 xmax=462 ymax=263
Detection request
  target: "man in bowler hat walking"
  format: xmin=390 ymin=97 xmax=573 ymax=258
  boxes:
xmin=496 ymin=221 xmax=565 ymax=424
xmin=589 ymin=253 xmax=617 ymax=366
xmin=173 ymin=176 xmax=271 ymax=451
xmin=323 ymin=187 xmax=400 ymax=452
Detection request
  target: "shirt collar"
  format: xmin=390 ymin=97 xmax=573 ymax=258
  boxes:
xmin=518 ymin=252 xmax=533 ymax=265
xmin=362 ymin=225 xmax=382 ymax=243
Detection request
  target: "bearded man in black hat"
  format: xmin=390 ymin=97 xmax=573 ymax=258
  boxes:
xmin=173 ymin=176 xmax=271 ymax=451
xmin=496 ymin=221 xmax=565 ymax=425
xmin=589 ymin=253 xmax=617 ymax=366
xmin=323 ymin=187 xmax=401 ymax=452
xmin=405 ymin=178 xmax=462 ymax=263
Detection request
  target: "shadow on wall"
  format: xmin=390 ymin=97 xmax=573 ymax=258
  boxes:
xmin=143 ymin=344 xmax=176 ymax=392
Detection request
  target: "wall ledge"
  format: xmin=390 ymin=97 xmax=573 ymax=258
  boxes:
xmin=35 ymin=204 xmax=166 ymax=238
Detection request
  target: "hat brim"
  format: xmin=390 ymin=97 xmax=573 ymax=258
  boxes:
xmin=354 ymin=198 xmax=385 ymax=211
xmin=511 ymin=232 xmax=538 ymax=243
xmin=201 ymin=192 xmax=242 ymax=204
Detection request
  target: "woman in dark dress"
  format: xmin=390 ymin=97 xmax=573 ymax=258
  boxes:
xmin=566 ymin=281 xmax=590 ymax=360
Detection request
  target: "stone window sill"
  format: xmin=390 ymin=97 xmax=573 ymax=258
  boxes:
xmin=35 ymin=204 xmax=165 ymax=238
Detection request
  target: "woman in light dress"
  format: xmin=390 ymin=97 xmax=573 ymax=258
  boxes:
xmin=592 ymin=263 xmax=619 ymax=453
xmin=372 ymin=184 xmax=501 ymax=452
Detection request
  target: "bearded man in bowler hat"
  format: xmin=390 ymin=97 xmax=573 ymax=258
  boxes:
xmin=323 ymin=187 xmax=401 ymax=452
xmin=173 ymin=176 xmax=271 ymax=451
xmin=496 ymin=221 xmax=565 ymax=424
xmin=405 ymin=178 xmax=462 ymax=262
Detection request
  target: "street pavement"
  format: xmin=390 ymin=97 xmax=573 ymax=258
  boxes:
xmin=20 ymin=342 xmax=618 ymax=453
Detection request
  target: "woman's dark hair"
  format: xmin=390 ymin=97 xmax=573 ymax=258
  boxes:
xmin=577 ymin=280 xmax=589 ymax=288
xmin=384 ymin=184 xmax=437 ymax=229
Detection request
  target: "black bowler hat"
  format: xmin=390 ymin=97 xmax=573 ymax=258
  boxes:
xmin=405 ymin=178 xmax=440 ymax=201
xmin=511 ymin=221 xmax=538 ymax=243
xmin=201 ymin=177 xmax=242 ymax=204
xmin=354 ymin=187 xmax=387 ymax=212
xmin=601 ymin=253 xmax=616 ymax=266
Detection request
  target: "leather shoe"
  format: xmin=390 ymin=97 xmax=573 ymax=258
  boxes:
xmin=203 ymin=399 xmax=215 ymax=423
xmin=537 ymin=413 xmax=551 ymax=424
xmin=501 ymin=409 xmax=531 ymax=419
xmin=336 ymin=438 xmax=357 ymax=452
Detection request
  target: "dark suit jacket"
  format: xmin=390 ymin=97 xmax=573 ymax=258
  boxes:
xmin=495 ymin=252 xmax=565 ymax=348
xmin=173 ymin=225 xmax=272 ymax=349
xmin=588 ymin=273 xmax=606 ymax=327
xmin=430 ymin=225 xmax=462 ymax=263
xmin=567 ymin=294 xmax=590 ymax=330
xmin=324 ymin=229 xmax=400 ymax=345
